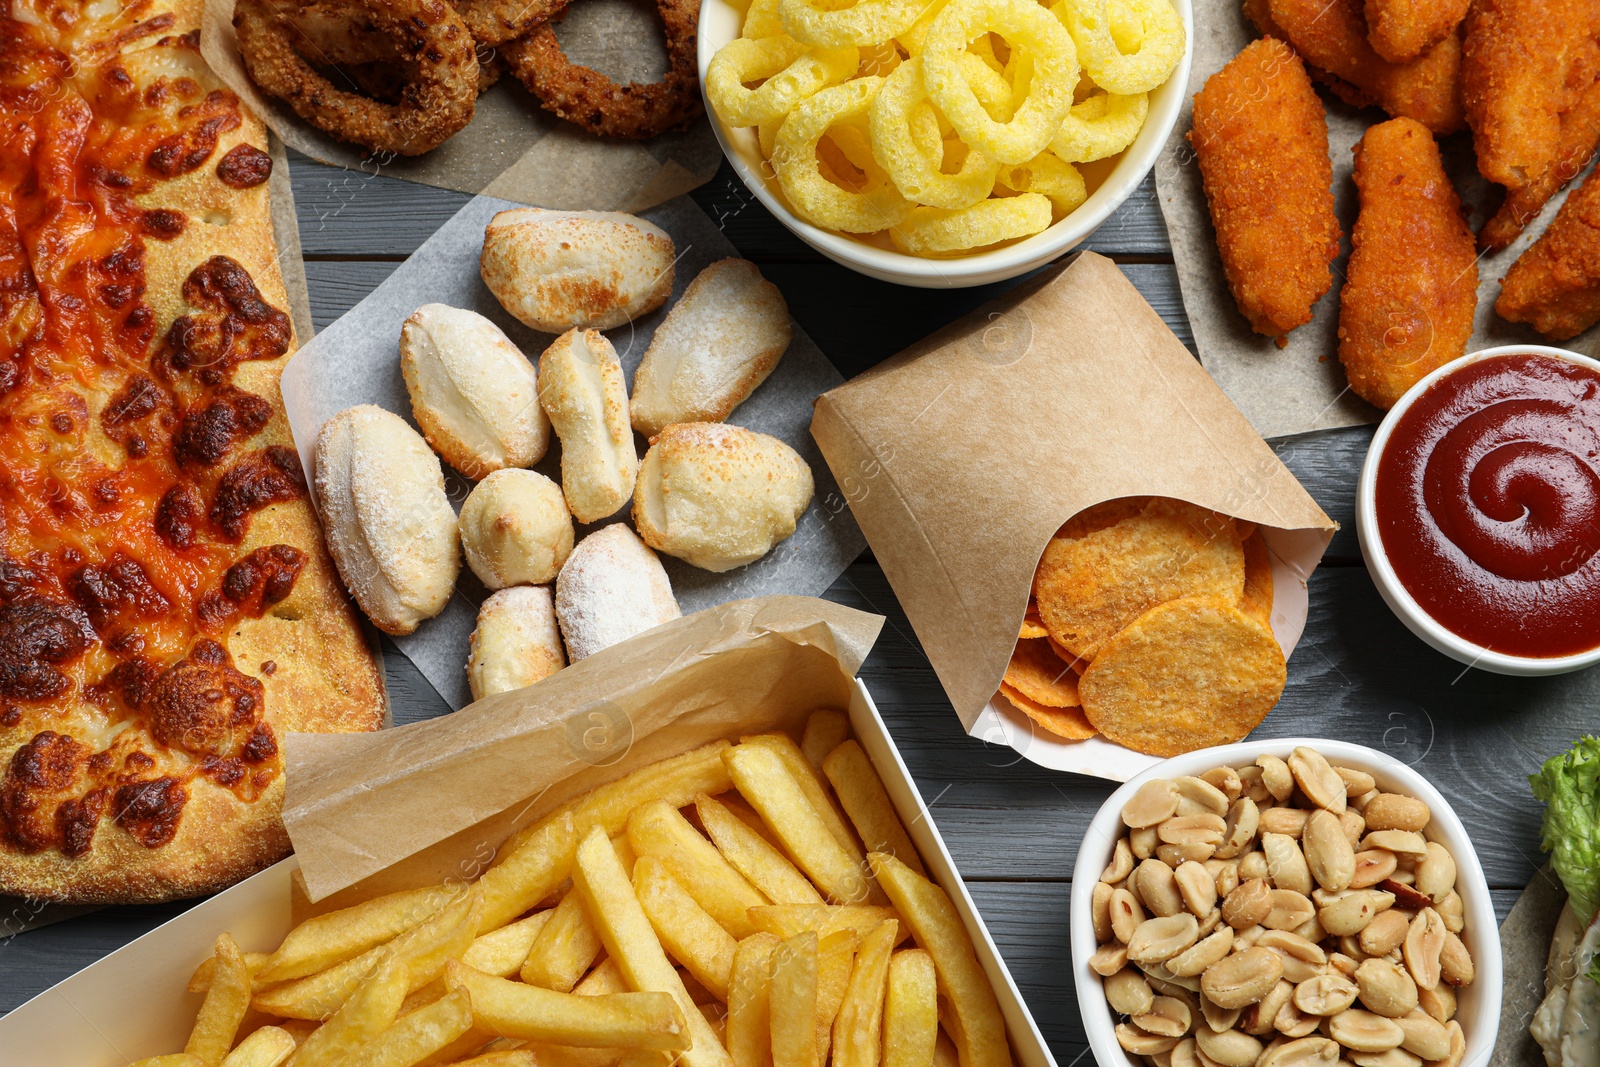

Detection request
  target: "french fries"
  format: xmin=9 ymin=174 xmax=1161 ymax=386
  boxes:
xmin=128 ymin=710 xmax=1013 ymax=1067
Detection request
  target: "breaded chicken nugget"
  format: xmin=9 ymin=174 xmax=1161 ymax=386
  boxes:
xmin=1463 ymin=0 xmax=1600 ymax=249
xmin=1497 ymin=164 xmax=1600 ymax=341
xmin=1338 ymin=118 xmax=1478 ymax=409
xmin=1190 ymin=38 xmax=1341 ymax=338
xmin=1365 ymin=0 xmax=1469 ymax=64
xmin=1243 ymin=0 xmax=1377 ymax=108
xmin=1268 ymin=0 xmax=1464 ymax=134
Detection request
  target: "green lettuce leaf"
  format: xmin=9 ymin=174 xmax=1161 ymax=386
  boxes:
xmin=1591 ymin=954 xmax=1600 ymax=988
xmin=1530 ymin=736 xmax=1600 ymax=925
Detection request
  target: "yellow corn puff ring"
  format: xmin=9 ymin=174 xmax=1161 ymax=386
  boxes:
xmin=1049 ymin=89 xmax=1147 ymax=161
xmin=958 ymin=50 xmax=1017 ymax=120
xmin=779 ymin=0 xmax=926 ymax=47
xmin=1052 ymin=0 xmax=1183 ymax=96
xmin=922 ymin=0 xmax=1079 ymax=164
xmin=775 ymin=77 xmax=913 ymax=232
xmin=870 ymin=57 xmax=1000 ymax=208
xmin=997 ymin=150 xmax=1087 ymax=213
xmin=744 ymin=0 xmax=784 ymax=38
xmin=896 ymin=0 xmax=953 ymax=53
xmin=706 ymin=35 xmax=860 ymax=127
xmin=889 ymin=192 xmax=1053 ymax=253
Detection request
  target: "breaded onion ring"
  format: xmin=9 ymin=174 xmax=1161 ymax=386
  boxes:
xmin=234 ymin=0 xmax=479 ymax=155
xmin=453 ymin=0 xmax=571 ymax=45
xmin=501 ymin=0 xmax=703 ymax=140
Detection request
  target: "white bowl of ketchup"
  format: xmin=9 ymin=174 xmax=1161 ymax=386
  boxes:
xmin=1357 ymin=344 xmax=1600 ymax=676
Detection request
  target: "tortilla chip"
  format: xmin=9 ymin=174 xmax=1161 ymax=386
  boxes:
xmin=1020 ymin=600 xmax=1048 ymax=639
xmin=1047 ymin=635 xmax=1087 ymax=672
xmin=1004 ymin=638 xmax=1081 ymax=707
xmin=1056 ymin=497 xmax=1152 ymax=540
xmin=998 ymin=683 xmax=1097 ymax=741
xmin=1035 ymin=498 xmax=1246 ymax=660
xmin=1079 ymin=597 xmax=1285 ymax=758
xmin=1241 ymin=530 xmax=1274 ymax=627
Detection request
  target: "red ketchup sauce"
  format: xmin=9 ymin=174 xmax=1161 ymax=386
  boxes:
xmin=1374 ymin=353 xmax=1600 ymax=657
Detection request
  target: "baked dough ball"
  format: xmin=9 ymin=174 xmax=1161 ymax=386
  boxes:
xmin=458 ymin=468 xmax=574 ymax=589
xmin=538 ymin=328 xmax=639 ymax=523
xmin=315 ymin=405 xmax=461 ymax=635
xmin=480 ymin=208 xmax=675 ymax=333
xmin=633 ymin=423 xmax=813 ymax=572
xmin=468 ymin=585 xmax=566 ymax=701
xmin=400 ymin=303 xmax=549 ymax=477
xmin=555 ymin=524 xmax=680 ymax=661
xmin=630 ymin=259 xmax=792 ymax=436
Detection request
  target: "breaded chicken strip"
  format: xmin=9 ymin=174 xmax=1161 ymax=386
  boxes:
xmin=1366 ymin=0 xmax=1470 ymax=64
xmin=1463 ymin=0 xmax=1600 ymax=250
xmin=1338 ymin=118 xmax=1479 ymax=409
xmin=1190 ymin=38 xmax=1341 ymax=338
xmin=1498 ymin=163 xmax=1600 ymax=341
xmin=1268 ymin=0 xmax=1465 ymax=134
xmin=1243 ymin=0 xmax=1377 ymax=108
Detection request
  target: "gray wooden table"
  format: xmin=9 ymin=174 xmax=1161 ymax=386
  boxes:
xmin=0 ymin=151 xmax=1588 ymax=1063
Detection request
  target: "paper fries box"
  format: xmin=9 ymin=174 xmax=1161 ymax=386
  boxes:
xmin=2 ymin=595 xmax=1058 ymax=1067
xmin=810 ymin=253 xmax=1337 ymax=781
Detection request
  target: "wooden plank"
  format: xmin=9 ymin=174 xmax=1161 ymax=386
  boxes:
xmin=1272 ymin=425 xmax=1371 ymax=562
xmin=304 ymin=260 xmax=400 ymax=330
xmin=289 ymin=153 xmax=1174 ymax=260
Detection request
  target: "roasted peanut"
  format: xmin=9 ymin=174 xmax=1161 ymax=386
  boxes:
xmin=1174 ymin=861 xmax=1219 ymax=917
xmin=1274 ymin=999 xmax=1321 ymax=1038
xmin=1139 ymin=859 xmax=1187 ymax=918
xmin=1175 ymin=776 xmax=1231 ymax=817
xmin=1346 ymin=1050 xmax=1420 ymax=1067
xmin=1362 ymin=795 xmax=1429 ymax=833
xmin=1338 ymin=809 xmax=1367 ymax=850
xmin=1107 ymin=968 xmax=1156 ymax=1016
xmin=1435 ymin=1021 xmax=1465 ymax=1067
xmin=1359 ymin=909 xmax=1411 ymax=958
xmin=1264 ymin=889 xmax=1316 ymax=931
xmin=1162 ymin=814 xmax=1227 ymax=850
xmin=1381 ymin=879 xmax=1434 ymax=912
xmin=1197 ymin=909 xmax=1222 ymax=938
xmin=1160 ymin=843 xmax=1214 ymax=867
xmin=1351 ymin=788 xmax=1381 ymax=812
xmin=1240 ymin=851 xmax=1270 ymax=883
xmin=1117 ymin=1023 xmax=1180 ymax=1055
xmin=1104 ymin=837 xmax=1136 ymax=883
xmin=1292 ymin=915 xmax=1326 ymax=945
xmin=1202 ymin=767 xmax=1243 ymax=803
xmin=1141 ymin=961 xmax=1202 ymax=996
xmin=1259 ymin=1036 xmax=1341 ymax=1067
xmin=1112 ymin=887 xmax=1147 ymax=944
xmin=1257 ymin=929 xmax=1327 ymax=983
xmin=1289 ymin=747 xmax=1347 ymax=813
xmin=1235 ymin=924 xmax=1266 ymax=949
xmin=1126 ymin=780 xmax=1181 ymax=828
xmin=1350 ymin=849 xmax=1399 ymax=890
xmin=1168 ymin=927 xmax=1235 ymax=977
xmin=1170 ymin=1038 xmax=1201 ymax=1067
xmin=1362 ymin=830 xmax=1429 ymax=858
xmin=1094 ymin=880 xmax=1115 ymax=942
xmin=1259 ymin=807 xmax=1310 ymax=839
xmin=1201 ymin=947 xmax=1284 ymax=1009
xmin=1415 ymin=983 xmax=1455 ymax=1024
xmin=1135 ymin=995 xmax=1193 ymax=1038
xmin=1303 ymin=810 xmax=1356 ymax=892
xmin=1211 ymin=858 xmax=1241 ymax=899
xmin=1327 ymin=1009 xmax=1405 ymax=1053
xmin=1294 ymin=973 xmax=1358 ymax=1016
xmin=1329 ymin=952 xmax=1359 ymax=980
xmin=1263 ymin=833 xmax=1314 ymax=895
xmin=1200 ymin=994 xmax=1241 ymax=1034
xmin=1091 ymin=943 xmax=1130 ymax=976
xmin=1128 ymin=914 xmax=1201 ymax=963
xmin=1241 ymin=980 xmax=1295 ymax=1036
xmin=1319 ymin=888 xmax=1395 ymax=937
xmin=1238 ymin=765 xmax=1272 ymax=805
xmin=1194 ymin=1027 xmax=1262 ymax=1067
xmin=1436 ymin=890 xmax=1464 ymax=934
xmin=1414 ymin=843 xmax=1455 ymax=904
xmin=1223 ymin=878 xmax=1273 ymax=929
xmin=1334 ymin=767 xmax=1377 ymax=796
xmin=1355 ymin=957 xmax=1418 ymax=1018
xmin=1395 ymin=1009 xmax=1450 ymax=1060
xmin=1133 ymin=826 xmax=1160 ymax=860
xmin=1257 ymin=755 xmax=1295 ymax=802
xmin=1216 ymin=799 xmax=1260 ymax=860
xmin=1438 ymin=932 xmax=1473 ymax=986
xmin=1402 ymin=909 xmax=1445 ymax=990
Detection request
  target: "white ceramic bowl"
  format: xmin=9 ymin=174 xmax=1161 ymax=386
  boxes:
xmin=1071 ymin=738 xmax=1502 ymax=1067
xmin=1356 ymin=344 xmax=1600 ymax=677
xmin=694 ymin=0 xmax=1193 ymax=287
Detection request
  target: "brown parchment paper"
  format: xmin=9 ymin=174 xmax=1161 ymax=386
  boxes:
xmin=281 ymin=595 xmax=883 ymax=902
xmin=200 ymin=0 xmax=723 ymax=211
xmin=1492 ymin=867 xmax=1570 ymax=1067
xmin=1157 ymin=0 xmax=1600 ymax=441
xmin=810 ymin=252 xmax=1335 ymax=779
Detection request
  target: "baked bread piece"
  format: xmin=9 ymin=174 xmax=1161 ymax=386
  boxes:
xmin=630 ymin=259 xmax=793 ymax=437
xmin=315 ymin=406 xmax=462 ymax=636
xmin=0 ymin=8 xmax=384 ymax=903
xmin=633 ymin=423 xmax=814 ymax=572
xmin=538 ymin=329 xmax=639 ymax=523
xmin=468 ymin=586 xmax=566 ymax=700
xmin=554 ymin=525 xmax=680 ymax=660
xmin=400 ymin=303 xmax=549 ymax=478
xmin=480 ymin=208 xmax=676 ymax=333
xmin=459 ymin=469 xmax=574 ymax=589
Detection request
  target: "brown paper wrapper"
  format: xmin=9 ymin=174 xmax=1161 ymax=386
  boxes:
xmin=200 ymin=0 xmax=722 ymax=211
xmin=810 ymin=252 xmax=1336 ymax=778
xmin=282 ymin=595 xmax=883 ymax=902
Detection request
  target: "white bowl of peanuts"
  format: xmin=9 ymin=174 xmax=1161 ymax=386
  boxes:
xmin=1070 ymin=739 xmax=1501 ymax=1067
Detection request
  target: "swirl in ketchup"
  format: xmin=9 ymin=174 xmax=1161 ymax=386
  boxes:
xmin=1374 ymin=353 xmax=1600 ymax=657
